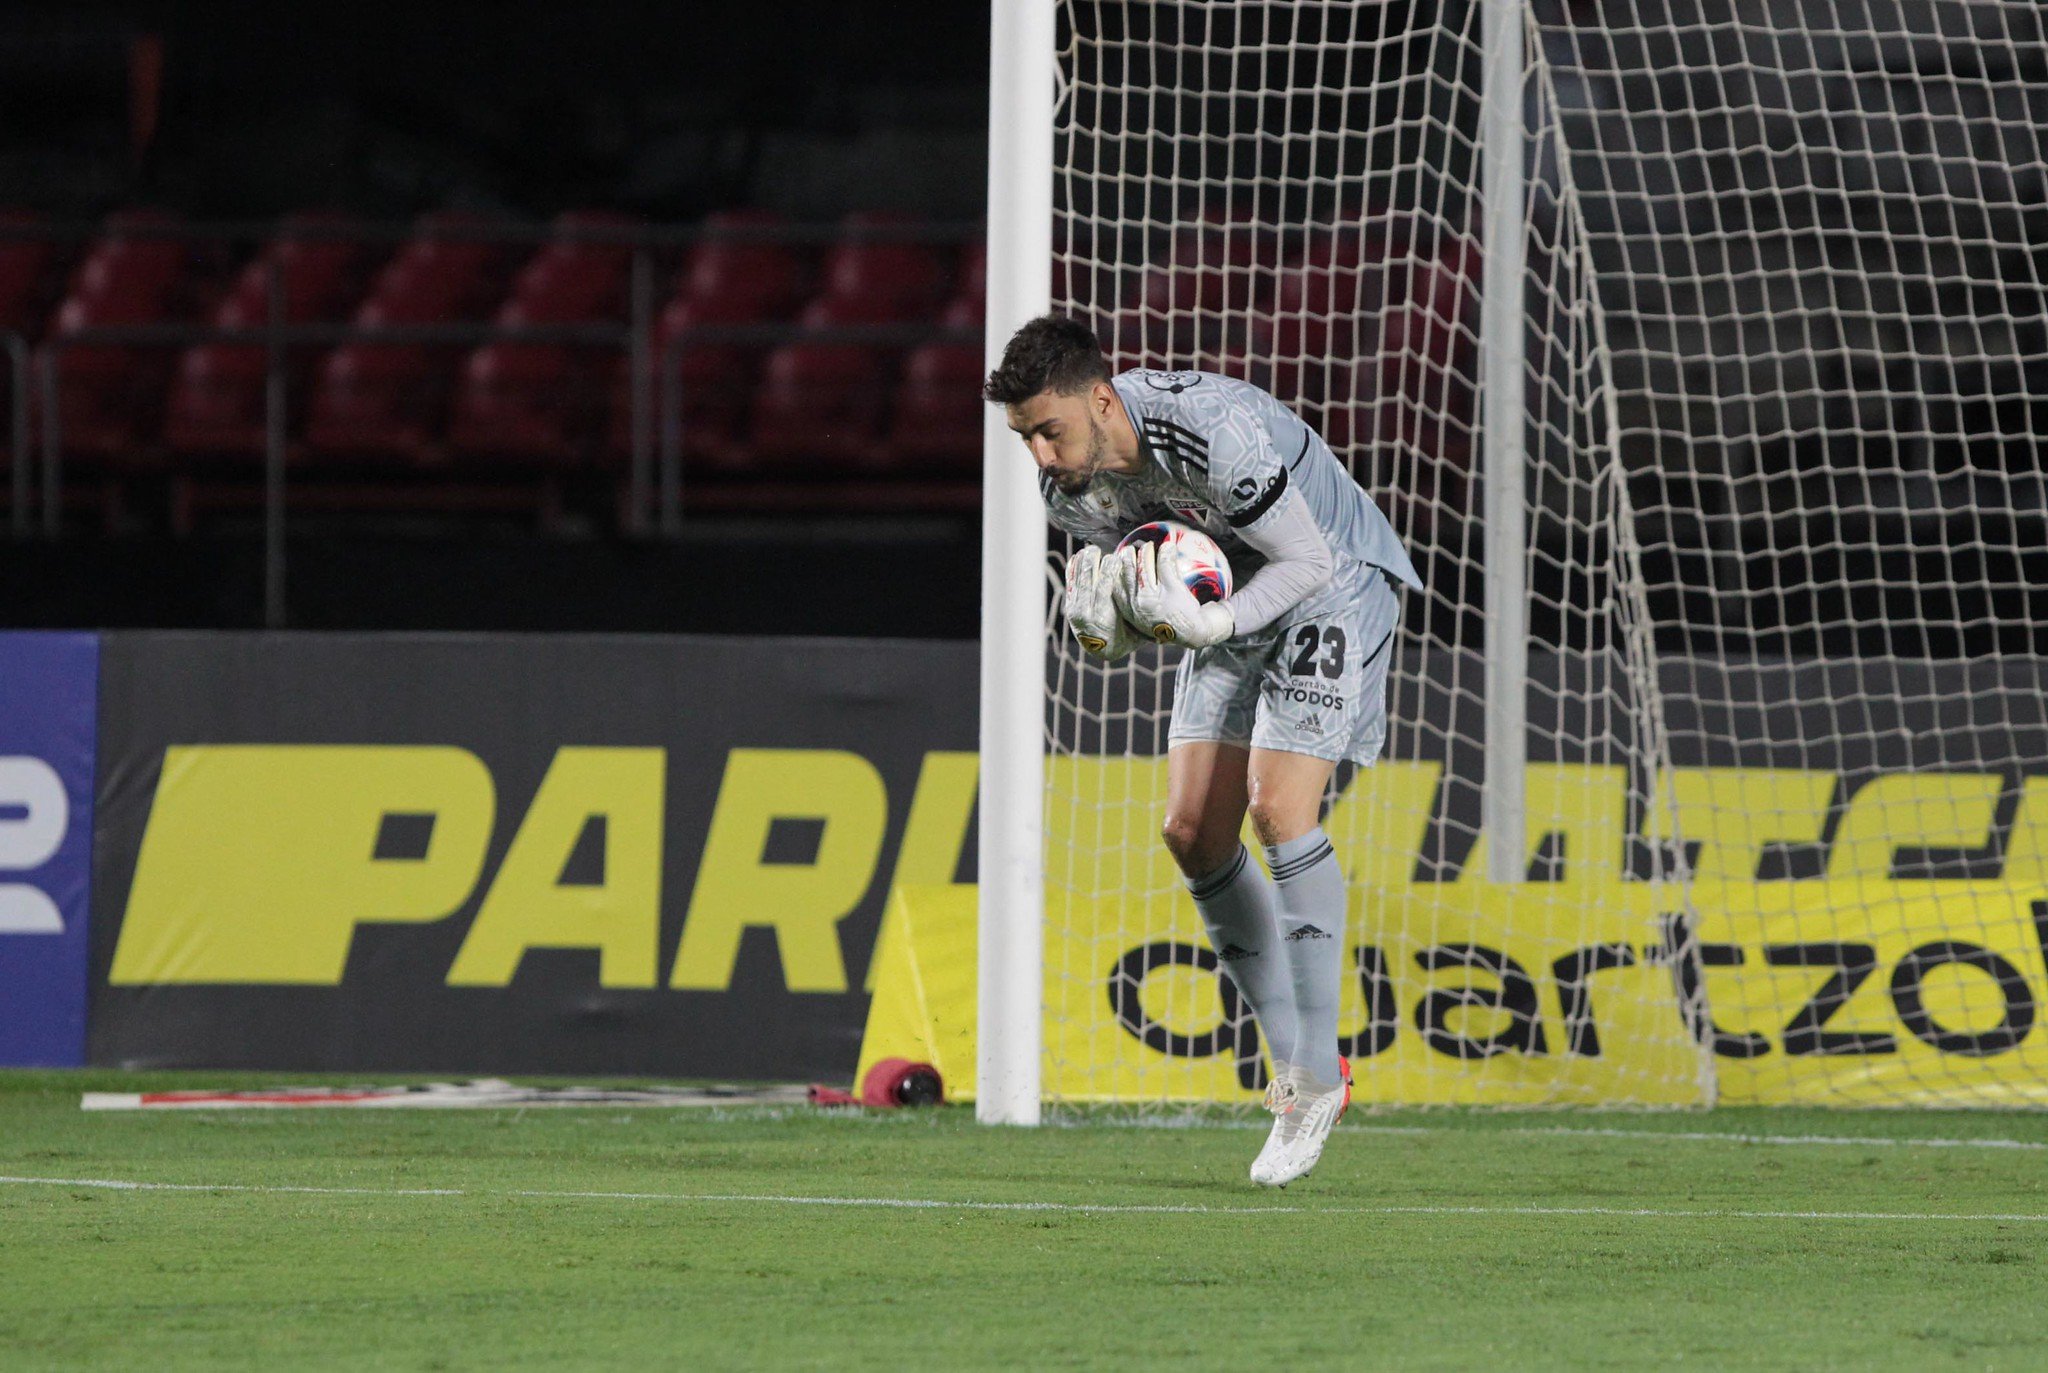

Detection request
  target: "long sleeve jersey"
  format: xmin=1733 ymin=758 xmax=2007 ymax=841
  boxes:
xmin=1041 ymin=368 xmax=1423 ymax=635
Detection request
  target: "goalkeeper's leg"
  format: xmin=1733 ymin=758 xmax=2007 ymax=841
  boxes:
xmin=1242 ymin=747 xmax=1350 ymax=1187
xmin=1247 ymin=748 xmax=1346 ymax=1086
xmin=1161 ymin=742 xmax=1301 ymax=1075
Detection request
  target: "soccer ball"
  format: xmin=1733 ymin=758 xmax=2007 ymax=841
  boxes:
xmin=1115 ymin=520 xmax=1233 ymax=605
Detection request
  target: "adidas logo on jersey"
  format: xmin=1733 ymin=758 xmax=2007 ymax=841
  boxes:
xmin=1217 ymin=943 xmax=1259 ymax=962
xmin=1284 ymin=924 xmax=1333 ymax=942
xmin=1295 ymin=712 xmax=1325 ymax=735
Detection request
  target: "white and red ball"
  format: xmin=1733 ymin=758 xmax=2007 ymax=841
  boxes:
xmin=1115 ymin=520 xmax=1234 ymax=606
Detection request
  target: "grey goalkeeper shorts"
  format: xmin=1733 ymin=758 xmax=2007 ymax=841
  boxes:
xmin=1166 ymin=563 xmax=1401 ymax=766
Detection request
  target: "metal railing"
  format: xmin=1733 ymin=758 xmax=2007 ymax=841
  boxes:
xmin=4 ymin=216 xmax=983 ymax=622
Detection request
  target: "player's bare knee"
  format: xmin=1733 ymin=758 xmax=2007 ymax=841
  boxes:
xmin=1246 ymin=795 xmax=1315 ymax=849
xmin=1160 ymin=813 xmax=1225 ymax=876
xmin=1160 ymin=811 xmax=1201 ymax=864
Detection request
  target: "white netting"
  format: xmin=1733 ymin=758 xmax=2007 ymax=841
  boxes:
xmin=1543 ymin=0 xmax=2048 ymax=1106
xmin=1033 ymin=0 xmax=2048 ymax=1109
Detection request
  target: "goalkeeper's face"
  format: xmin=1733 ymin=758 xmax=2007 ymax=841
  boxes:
xmin=1007 ymin=387 xmax=1123 ymax=497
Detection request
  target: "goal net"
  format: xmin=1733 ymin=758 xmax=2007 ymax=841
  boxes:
xmin=1032 ymin=0 xmax=2048 ymax=1110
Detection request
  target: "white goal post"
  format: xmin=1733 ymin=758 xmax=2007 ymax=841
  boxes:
xmin=978 ymin=0 xmax=1055 ymax=1126
xmin=980 ymin=0 xmax=2048 ymax=1118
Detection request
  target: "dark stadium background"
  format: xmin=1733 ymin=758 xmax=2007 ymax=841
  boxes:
xmin=0 ymin=0 xmax=991 ymax=634
xmin=6 ymin=0 xmax=2027 ymax=655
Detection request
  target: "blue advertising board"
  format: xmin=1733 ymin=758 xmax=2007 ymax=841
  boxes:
xmin=0 ymin=632 xmax=97 ymax=1066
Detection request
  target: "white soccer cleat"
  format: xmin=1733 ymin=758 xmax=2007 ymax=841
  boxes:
xmin=1250 ymin=1058 xmax=1351 ymax=1189
xmin=1248 ymin=1063 xmax=1298 ymax=1185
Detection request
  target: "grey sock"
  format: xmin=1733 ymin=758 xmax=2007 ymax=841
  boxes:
xmin=1264 ymin=828 xmax=1346 ymax=1084
xmin=1187 ymin=845 xmax=1301 ymax=1072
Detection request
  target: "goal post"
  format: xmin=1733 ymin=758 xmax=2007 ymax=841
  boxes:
xmin=978 ymin=0 xmax=2048 ymax=1116
xmin=976 ymin=0 xmax=1054 ymax=1126
xmin=1480 ymin=0 xmax=1531 ymax=885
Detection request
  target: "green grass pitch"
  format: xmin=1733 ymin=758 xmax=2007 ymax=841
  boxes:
xmin=4 ymin=1072 xmax=2047 ymax=1370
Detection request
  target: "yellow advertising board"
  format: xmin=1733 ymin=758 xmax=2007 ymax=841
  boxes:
xmin=862 ymin=758 xmax=2048 ymax=1108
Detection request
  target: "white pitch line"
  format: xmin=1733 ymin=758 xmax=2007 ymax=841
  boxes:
xmin=4 ymin=1174 xmax=2048 ymax=1224
xmin=1356 ymin=1125 xmax=2048 ymax=1153
xmin=0 ymin=1175 xmax=465 ymax=1197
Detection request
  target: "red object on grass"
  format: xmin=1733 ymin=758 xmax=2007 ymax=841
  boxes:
xmin=859 ymin=1058 xmax=944 ymax=1107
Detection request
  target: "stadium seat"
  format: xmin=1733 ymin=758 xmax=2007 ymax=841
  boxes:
xmin=953 ymin=240 xmax=986 ymax=309
xmin=1292 ymin=227 xmax=1374 ymax=274
xmin=302 ymin=301 xmax=446 ymax=466
xmin=1268 ymin=262 xmax=1380 ymax=405
xmin=933 ymin=284 xmax=982 ymax=331
xmin=502 ymin=210 xmax=637 ymax=322
xmin=885 ymin=339 xmax=982 ymax=475
xmin=743 ymin=330 xmax=890 ymax=475
xmin=1100 ymin=303 xmax=1248 ymax=376
xmin=355 ymin=212 xmax=512 ymax=323
xmin=163 ymin=223 xmax=373 ymax=460
xmin=298 ymin=213 xmax=522 ymax=467
xmin=445 ymin=334 xmax=590 ymax=470
xmin=1123 ymin=218 xmax=1267 ymax=318
xmin=39 ymin=289 xmax=175 ymax=465
xmin=213 ymin=218 xmax=369 ymax=328
xmin=162 ymin=341 xmax=269 ymax=459
xmin=605 ymin=291 xmax=761 ymax=468
xmin=676 ymin=209 xmax=805 ymax=320
xmin=814 ymin=211 xmax=948 ymax=322
xmin=447 ymin=214 xmax=632 ymax=470
xmin=0 ymin=211 xmax=56 ymax=336
xmin=71 ymin=211 xmax=188 ymax=309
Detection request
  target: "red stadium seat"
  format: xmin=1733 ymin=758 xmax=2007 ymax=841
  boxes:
xmin=743 ymin=333 xmax=890 ymax=475
xmin=445 ymin=334 xmax=590 ymax=470
xmin=605 ymin=292 xmax=761 ymax=468
xmin=162 ymin=342 xmax=269 ymax=459
xmin=1268 ymin=262 xmax=1384 ymax=406
xmin=935 ymin=291 xmax=982 ymax=330
xmin=35 ymin=211 xmax=210 ymax=472
xmin=1099 ymin=304 xmax=1250 ymax=376
xmin=500 ymin=210 xmax=637 ymax=322
xmin=40 ymin=290 xmax=175 ymax=464
xmin=953 ymin=240 xmax=986 ymax=308
xmin=678 ymin=210 xmax=806 ymax=320
xmin=1313 ymin=236 xmax=1477 ymax=533
xmin=66 ymin=210 xmax=195 ymax=322
xmin=354 ymin=213 xmax=511 ymax=323
xmin=814 ymin=211 xmax=948 ymax=322
xmin=214 ymin=218 xmax=369 ymax=329
xmin=446 ymin=228 xmax=629 ymax=467
xmin=1122 ymin=218 xmax=1268 ymax=319
xmin=302 ymin=301 xmax=447 ymax=465
xmin=885 ymin=340 xmax=982 ymax=475
xmin=0 ymin=211 xmax=56 ymax=336
xmin=299 ymin=212 xmax=519 ymax=467
xmin=164 ymin=226 xmax=373 ymax=460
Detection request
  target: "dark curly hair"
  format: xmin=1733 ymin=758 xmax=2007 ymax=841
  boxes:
xmin=982 ymin=313 xmax=1112 ymax=405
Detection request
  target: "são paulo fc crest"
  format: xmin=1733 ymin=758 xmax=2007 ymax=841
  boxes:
xmin=1168 ymin=499 xmax=1210 ymax=524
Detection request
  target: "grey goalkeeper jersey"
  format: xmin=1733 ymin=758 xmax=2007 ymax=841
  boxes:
xmin=1043 ymin=368 xmax=1423 ymax=624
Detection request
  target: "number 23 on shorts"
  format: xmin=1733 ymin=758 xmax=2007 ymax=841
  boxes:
xmin=1288 ymin=624 xmax=1347 ymax=680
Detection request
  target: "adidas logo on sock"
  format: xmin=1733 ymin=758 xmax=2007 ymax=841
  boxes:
xmin=1217 ymin=943 xmax=1259 ymax=962
xmin=1284 ymin=924 xmax=1332 ymax=942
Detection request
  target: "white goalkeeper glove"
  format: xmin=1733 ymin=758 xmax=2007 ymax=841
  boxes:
xmin=1063 ymin=545 xmax=1142 ymax=661
xmin=1127 ymin=540 xmax=1235 ymax=648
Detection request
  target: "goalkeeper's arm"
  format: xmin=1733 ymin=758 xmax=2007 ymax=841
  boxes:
xmin=1217 ymin=491 xmax=1335 ymax=635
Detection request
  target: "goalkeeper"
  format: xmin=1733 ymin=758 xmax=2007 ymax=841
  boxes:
xmin=984 ymin=315 xmax=1422 ymax=1187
